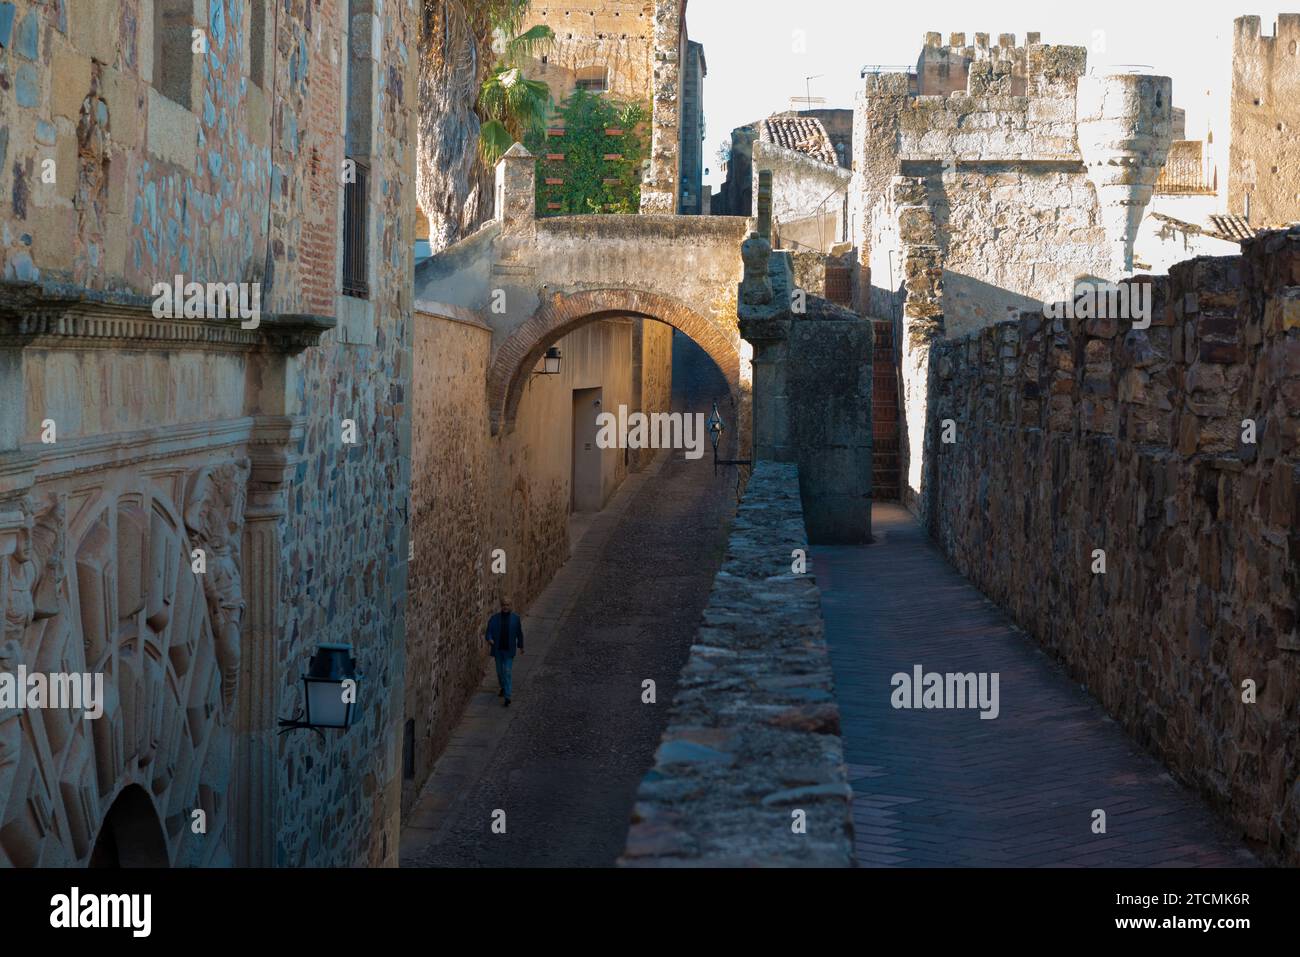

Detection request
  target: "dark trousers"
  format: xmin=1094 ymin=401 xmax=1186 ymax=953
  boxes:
xmin=494 ymin=653 xmax=514 ymax=699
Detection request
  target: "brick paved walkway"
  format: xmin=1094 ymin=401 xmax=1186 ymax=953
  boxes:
xmin=812 ymin=504 xmax=1259 ymax=868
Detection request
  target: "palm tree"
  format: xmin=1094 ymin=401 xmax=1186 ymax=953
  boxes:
xmin=417 ymin=0 xmax=552 ymax=251
xmin=477 ymin=24 xmax=554 ymax=165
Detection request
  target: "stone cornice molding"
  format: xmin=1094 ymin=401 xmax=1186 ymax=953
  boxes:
xmin=246 ymin=415 xmax=306 ymax=519
xmin=0 ymin=416 xmax=278 ymax=487
xmin=0 ymin=281 xmax=336 ymax=354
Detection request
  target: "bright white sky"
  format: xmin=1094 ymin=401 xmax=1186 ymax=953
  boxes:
xmin=688 ymin=0 xmax=1289 ymax=190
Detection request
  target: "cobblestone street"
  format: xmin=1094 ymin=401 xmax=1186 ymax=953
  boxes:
xmin=402 ymin=335 xmax=736 ymax=867
xmin=814 ymin=505 xmax=1261 ymax=868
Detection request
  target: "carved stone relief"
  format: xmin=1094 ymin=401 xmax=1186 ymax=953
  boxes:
xmin=0 ymin=458 xmax=249 ymax=867
xmin=184 ymin=459 xmax=250 ymax=716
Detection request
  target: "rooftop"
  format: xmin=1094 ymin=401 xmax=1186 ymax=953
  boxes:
xmin=759 ymin=114 xmax=842 ymax=168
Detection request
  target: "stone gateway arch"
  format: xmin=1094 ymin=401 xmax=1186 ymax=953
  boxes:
xmin=414 ymin=145 xmax=755 ymax=441
xmin=490 ymin=288 xmax=742 ymax=437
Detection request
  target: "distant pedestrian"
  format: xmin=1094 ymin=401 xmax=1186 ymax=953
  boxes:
xmin=484 ymin=597 xmax=524 ymax=706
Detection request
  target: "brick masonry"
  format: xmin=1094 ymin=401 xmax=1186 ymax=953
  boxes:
xmin=620 ymin=462 xmax=854 ymax=866
xmin=925 ymin=227 xmax=1300 ymax=864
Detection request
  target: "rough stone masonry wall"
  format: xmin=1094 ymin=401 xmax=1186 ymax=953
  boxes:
xmin=523 ymin=0 xmax=655 ymax=107
xmin=0 ymin=0 xmax=275 ymax=295
xmin=406 ymin=311 xmax=492 ymax=818
xmin=640 ymin=0 xmax=681 ymax=214
xmin=632 ymin=317 xmax=674 ymax=471
xmin=926 ymin=228 xmax=1300 ymax=863
xmin=0 ymin=0 xmax=417 ymax=869
xmin=275 ymin=0 xmax=417 ymax=868
xmin=620 ymin=462 xmax=854 ymax=866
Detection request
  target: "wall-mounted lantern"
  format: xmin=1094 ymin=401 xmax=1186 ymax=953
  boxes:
xmin=706 ymin=400 xmax=752 ymax=476
xmin=534 ymin=346 xmax=562 ymax=377
xmin=279 ymin=643 xmax=362 ymax=737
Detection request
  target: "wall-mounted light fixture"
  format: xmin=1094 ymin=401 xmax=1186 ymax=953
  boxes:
xmin=706 ymin=400 xmax=752 ymax=476
xmin=279 ymin=643 xmax=362 ymax=738
xmin=533 ymin=346 xmax=562 ymax=377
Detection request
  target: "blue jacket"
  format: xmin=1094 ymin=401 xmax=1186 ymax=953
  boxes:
xmin=484 ymin=611 xmax=524 ymax=658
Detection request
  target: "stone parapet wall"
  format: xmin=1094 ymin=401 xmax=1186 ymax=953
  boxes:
xmin=925 ymin=227 xmax=1300 ymax=863
xmin=620 ymin=462 xmax=854 ymax=866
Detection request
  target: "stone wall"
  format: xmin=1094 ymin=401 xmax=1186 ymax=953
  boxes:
xmin=405 ymin=310 xmax=491 ymax=819
xmin=924 ymin=228 xmax=1300 ymax=863
xmin=740 ymin=239 xmax=874 ymax=543
xmin=1229 ymin=15 xmax=1300 ymax=227
xmin=852 ymin=46 xmax=1109 ymax=332
xmin=620 ymin=462 xmax=854 ymax=866
xmin=641 ymin=0 xmax=682 ymax=214
xmin=523 ymin=0 xmax=656 ymax=107
xmin=632 ymin=317 xmax=674 ymax=469
xmin=751 ymin=142 xmax=851 ymax=255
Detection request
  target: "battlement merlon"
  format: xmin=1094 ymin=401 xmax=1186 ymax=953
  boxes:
xmin=865 ymin=39 xmax=1086 ymax=99
xmin=1234 ymin=13 xmax=1300 ymax=47
xmin=915 ymin=32 xmax=1060 ymax=65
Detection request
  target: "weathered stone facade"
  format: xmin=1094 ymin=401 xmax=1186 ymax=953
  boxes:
xmin=925 ymin=229 xmax=1300 ymax=863
xmin=0 ymin=0 xmax=417 ymax=867
xmin=520 ymin=0 xmax=702 ymax=216
xmin=751 ymin=123 xmax=852 ymax=255
xmin=1229 ymin=15 xmax=1300 ymax=228
xmin=620 ymin=461 xmax=853 ymax=866
xmin=856 ymin=33 xmax=1175 ymax=512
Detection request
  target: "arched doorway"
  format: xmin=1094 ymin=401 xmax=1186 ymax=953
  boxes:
xmin=89 ymin=785 xmax=170 ymax=868
xmin=487 ymin=288 xmax=746 ymax=437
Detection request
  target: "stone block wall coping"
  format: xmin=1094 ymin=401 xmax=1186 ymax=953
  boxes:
xmin=414 ymin=299 xmax=492 ymax=331
xmin=619 ymin=461 xmax=855 ymax=867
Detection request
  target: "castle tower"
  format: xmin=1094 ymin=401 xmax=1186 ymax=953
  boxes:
xmin=1229 ymin=15 xmax=1300 ymax=225
xmin=1076 ymin=70 xmax=1174 ymax=275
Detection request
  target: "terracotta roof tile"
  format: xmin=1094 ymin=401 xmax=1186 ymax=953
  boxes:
xmin=759 ymin=115 xmax=839 ymax=167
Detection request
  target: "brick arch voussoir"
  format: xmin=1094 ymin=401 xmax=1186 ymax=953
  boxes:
xmin=489 ymin=289 xmax=740 ymax=435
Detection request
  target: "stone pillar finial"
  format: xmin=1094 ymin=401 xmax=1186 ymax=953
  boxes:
xmin=757 ymin=169 xmax=773 ymax=241
xmin=495 ymin=143 xmax=536 ymax=236
xmin=740 ymin=232 xmax=774 ymax=307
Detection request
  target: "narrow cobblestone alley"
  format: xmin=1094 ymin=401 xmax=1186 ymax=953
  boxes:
xmin=402 ymin=331 xmax=737 ymax=867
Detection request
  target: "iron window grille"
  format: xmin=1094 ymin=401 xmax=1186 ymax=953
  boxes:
xmin=342 ymin=158 xmax=370 ymax=299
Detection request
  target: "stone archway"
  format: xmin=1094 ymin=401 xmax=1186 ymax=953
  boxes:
xmin=488 ymin=288 xmax=743 ymax=435
xmin=89 ymin=784 xmax=169 ymax=868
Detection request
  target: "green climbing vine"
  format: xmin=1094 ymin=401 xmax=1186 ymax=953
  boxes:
xmin=525 ymin=90 xmax=648 ymax=216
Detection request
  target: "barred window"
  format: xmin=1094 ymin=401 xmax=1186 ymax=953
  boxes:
xmin=342 ymin=159 xmax=370 ymax=299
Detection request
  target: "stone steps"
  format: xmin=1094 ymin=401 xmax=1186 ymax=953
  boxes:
xmin=872 ymin=320 xmax=902 ymax=501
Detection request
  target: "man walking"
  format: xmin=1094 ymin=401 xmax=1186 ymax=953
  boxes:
xmin=484 ymin=597 xmax=524 ymax=706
